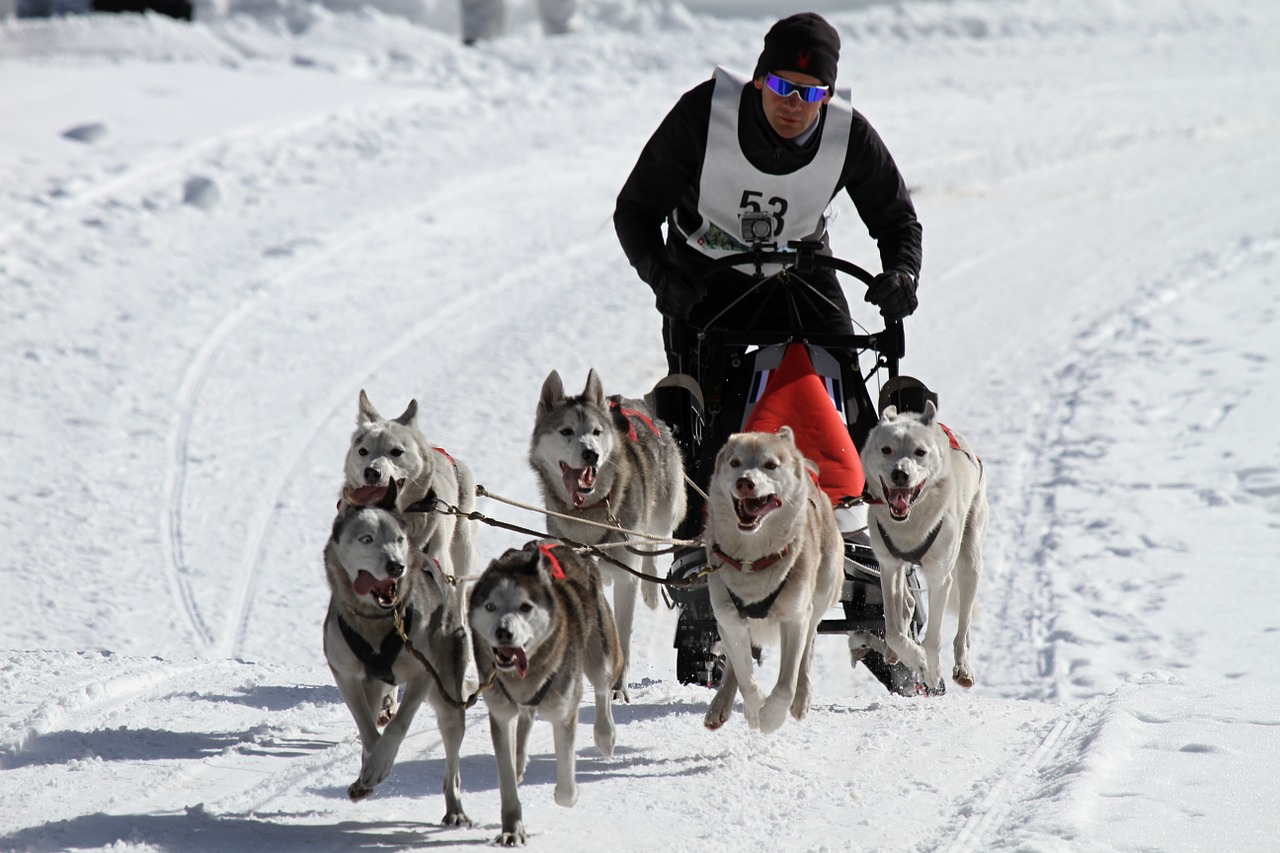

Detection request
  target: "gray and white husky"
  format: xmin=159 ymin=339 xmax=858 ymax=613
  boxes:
xmin=343 ymin=389 xmax=476 ymax=627
xmin=469 ymin=542 xmax=624 ymax=847
xmin=528 ymin=369 xmax=685 ymax=700
xmin=861 ymin=401 xmax=988 ymax=691
xmin=322 ymin=482 xmax=471 ymax=823
xmin=702 ymin=427 xmax=843 ymax=733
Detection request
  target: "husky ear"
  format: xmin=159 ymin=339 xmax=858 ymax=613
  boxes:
xmin=920 ymin=399 xmax=938 ymax=427
xmin=776 ymin=425 xmax=796 ymax=446
xmin=880 ymin=405 xmax=899 ymax=423
xmin=358 ymin=389 xmax=382 ymax=425
xmin=393 ymin=399 xmax=418 ymax=427
xmin=538 ymin=370 xmax=565 ymax=419
xmin=583 ymin=369 xmax=606 ymax=407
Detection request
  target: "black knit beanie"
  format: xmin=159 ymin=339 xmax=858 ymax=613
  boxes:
xmin=752 ymin=12 xmax=841 ymax=86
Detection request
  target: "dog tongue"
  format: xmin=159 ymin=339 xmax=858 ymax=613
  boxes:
xmin=498 ymin=646 xmax=529 ymax=678
xmin=560 ymin=465 xmax=597 ymax=507
xmin=346 ymin=485 xmax=389 ymax=506
xmin=353 ymin=570 xmax=395 ymax=598
xmin=887 ymin=488 xmax=913 ymax=516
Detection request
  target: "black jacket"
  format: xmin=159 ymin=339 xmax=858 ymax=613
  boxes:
xmin=614 ymin=77 xmax=923 ymax=292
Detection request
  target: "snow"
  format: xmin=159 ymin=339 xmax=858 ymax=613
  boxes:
xmin=3 ymin=0 xmax=1280 ymax=849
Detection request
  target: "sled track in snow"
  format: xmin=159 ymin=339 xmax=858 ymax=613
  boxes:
xmin=937 ymin=696 xmax=1110 ymax=853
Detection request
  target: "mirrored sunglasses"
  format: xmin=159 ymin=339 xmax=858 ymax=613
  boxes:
xmin=764 ymin=73 xmax=830 ymax=103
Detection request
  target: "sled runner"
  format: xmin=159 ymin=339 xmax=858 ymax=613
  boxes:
xmin=650 ymin=239 xmax=940 ymax=696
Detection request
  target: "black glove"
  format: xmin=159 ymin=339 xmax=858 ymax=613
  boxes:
xmin=864 ymin=269 xmax=919 ymax=321
xmin=654 ymin=269 xmax=708 ymax=321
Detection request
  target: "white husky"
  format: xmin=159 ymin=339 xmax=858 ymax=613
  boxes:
xmin=702 ymin=427 xmax=843 ymax=733
xmin=861 ymin=401 xmax=988 ymax=691
xmin=343 ymin=390 xmax=476 ymax=626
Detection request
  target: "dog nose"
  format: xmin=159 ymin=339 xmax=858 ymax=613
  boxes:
xmin=890 ymin=468 xmax=910 ymax=487
xmin=363 ymin=467 xmax=381 ymax=484
xmin=736 ymin=477 xmax=755 ymax=496
xmin=494 ymin=626 xmax=513 ymax=645
xmin=385 ymin=560 xmax=405 ymax=579
xmin=581 ymin=448 xmax=599 ymax=466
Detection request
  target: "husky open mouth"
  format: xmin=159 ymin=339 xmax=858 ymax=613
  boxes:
xmin=559 ymin=462 xmax=598 ymax=508
xmin=881 ymin=478 xmax=926 ymax=521
xmin=353 ymin=570 xmax=398 ymax=609
xmin=733 ymin=494 xmax=782 ymax=531
xmin=493 ymin=645 xmax=530 ymax=678
xmin=344 ymin=477 xmax=407 ymax=507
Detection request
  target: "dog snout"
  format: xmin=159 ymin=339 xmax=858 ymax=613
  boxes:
xmin=363 ymin=466 xmax=381 ymax=485
xmin=385 ymin=559 xmax=405 ymax=579
xmin=494 ymin=625 xmax=513 ymax=645
xmin=890 ymin=468 xmax=910 ymax=487
xmin=736 ymin=476 xmax=756 ymax=496
xmin=581 ymin=448 xmax=599 ymax=467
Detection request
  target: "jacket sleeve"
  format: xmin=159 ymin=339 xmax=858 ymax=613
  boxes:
xmin=841 ymin=118 xmax=923 ymax=280
xmin=614 ymin=82 xmax=713 ymax=290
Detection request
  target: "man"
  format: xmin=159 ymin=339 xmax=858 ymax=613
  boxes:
xmin=614 ymin=11 xmax=922 ymax=435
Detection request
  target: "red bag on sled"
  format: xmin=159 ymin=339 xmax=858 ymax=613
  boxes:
xmin=741 ymin=343 xmax=865 ymax=503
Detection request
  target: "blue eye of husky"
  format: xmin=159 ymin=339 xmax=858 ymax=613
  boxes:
xmin=359 ymin=534 xmax=373 ymax=544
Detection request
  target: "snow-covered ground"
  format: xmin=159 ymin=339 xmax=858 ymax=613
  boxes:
xmin=2 ymin=0 xmax=1279 ymax=850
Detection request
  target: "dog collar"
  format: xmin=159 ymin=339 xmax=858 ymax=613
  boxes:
xmin=496 ymin=670 xmax=557 ymax=708
xmin=710 ymin=543 xmax=792 ymax=573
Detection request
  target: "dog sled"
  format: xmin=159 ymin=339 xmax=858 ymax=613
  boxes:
xmin=649 ymin=239 xmax=940 ymax=697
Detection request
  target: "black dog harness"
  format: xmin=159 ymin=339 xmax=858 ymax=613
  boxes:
xmin=338 ymin=607 xmax=415 ymax=685
xmin=875 ymin=519 xmax=944 ymax=564
xmin=496 ymin=672 xmax=557 ymax=708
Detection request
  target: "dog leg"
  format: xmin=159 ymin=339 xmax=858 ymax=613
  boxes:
xmin=716 ymin=616 xmax=763 ymax=730
xmin=610 ymin=574 xmax=639 ymax=703
xmin=357 ymin=679 xmax=429 ymax=795
xmin=515 ymin=709 xmax=534 ymax=782
xmin=951 ymin=509 xmax=986 ymax=688
xmin=429 ymin=688 xmax=470 ymax=827
xmin=704 ymin=654 xmax=739 ymax=730
xmin=760 ymin=619 xmax=805 ymax=734
xmin=488 ymin=707 xmax=526 ymax=847
xmin=920 ymin=569 xmax=952 ymax=690
xmin=584 ymin=628 xmax=617 ymax=757
xmin=639 ymin=549 xmax=660 ymax=610
xmin=329 ymin=669 xmax=383 ymax=800
xmin=791 ymin=618 xmax=821 ymax=721
xmin=551 ymin=710 xmax=579 ymax=808
xmin=881 ymin=562 xmax=928 ymax=678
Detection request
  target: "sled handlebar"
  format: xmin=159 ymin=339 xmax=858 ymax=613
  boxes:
xmin=691 ymin=242 xmax=904 ymax=367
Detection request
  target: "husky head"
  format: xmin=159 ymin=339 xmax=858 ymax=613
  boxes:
xmin=708 ymin=427 xmax=812 ymax=539
xmin=344 ymin=390 xmax=431 ymax=506
xmin=330 ymin=481 xmax=412 ymax=610
xmin=468 ymin=544 xmax=559 ymax=679
xmin=530 ymin=369 xmax=618 ymax=509
xmin=862 ymin=401 xmax=945 ymax=522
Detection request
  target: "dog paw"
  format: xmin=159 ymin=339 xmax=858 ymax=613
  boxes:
xmin=555 ymin=782 xmax=578 ymax=808
xmin=441 ymin=810 xmax=472 ymax=828
xmin=347 ymin=781 xmax=374 ymax=801
xmin=611 ymin=687 xmax=630 ymax=704
xmin=495 ymin=825 xmax=527 ymax=847
xmin=953 ymin=664 xmax=976 ymax=689
xmin=759 ymin=694 xmax=791 ymax=734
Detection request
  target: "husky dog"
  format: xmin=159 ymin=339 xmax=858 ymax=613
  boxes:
xmin=343 ymin=390 xmax=476 ymax=625
xmin=529 ymin=369 xmax=685 ymax=700
xmin=861 ymin=401 xmax=988 ymax=691
xmin=322 ymin=482 xmax=471 ymax=822
xmin=469 ymin=542 xmax=623 ymax=847
xmin=702 ymin=427 xmax=843 ymax=733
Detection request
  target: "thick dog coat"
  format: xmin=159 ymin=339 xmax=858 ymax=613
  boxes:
xmin=861 ymin=401 xmax=988 ymax=691
xmin=529 ymin=368 xmax=685 ymax=700
xmin=702 ymin=427 xmax=842 ymax=733
xmin=343 ymin=389 xmax=476 ymax=628
xmin=322 ymin=483 xmax=471 ymax=822
xmin=469 ymin=543 xmax=623 ymax=847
